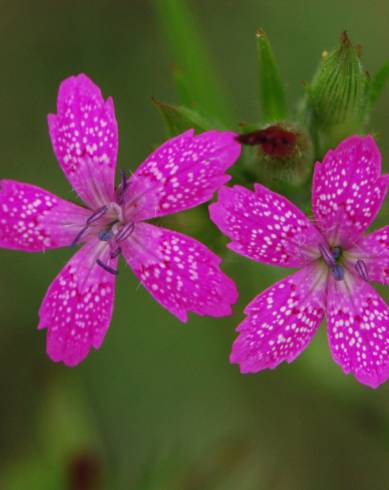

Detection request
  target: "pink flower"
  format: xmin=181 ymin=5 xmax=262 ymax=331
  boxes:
xmin=210 ymin=135 xmax=389 ymax=388
xmin=0 ymin=74 xmax=240 ymax=366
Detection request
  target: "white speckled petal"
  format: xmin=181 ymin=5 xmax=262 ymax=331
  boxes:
xmin=312 ymin=135 xmax=389 ymax=248
xmin=347 ymin=226 xmax=389 ymax=285
xmin=327 ymin=273 xmax=389 ymax=388
xmin=209 ymin=184 xmax=323 ymax=268
xmin=121 ymin=222 xmax=238 ymax=321
xmin=48 ymin=74 xmax=118 ymax=208
xmin=38 ymin=238 xmax=117 ymax=366
xmin=0 ymin=179 xmax=89 ymax=252
xmin=124 ymin=130 xmax=241 ymax=221
xmin=230 ymin=263 xmax=327 ymax=373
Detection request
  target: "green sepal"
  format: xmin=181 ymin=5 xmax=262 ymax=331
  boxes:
xmin=369 ymin=60 xmax=389 ymax=108
xmin=152 ymin=98 xmax=221 ymax=136
xmin=256 ymin=29 xmax=288 ymax=123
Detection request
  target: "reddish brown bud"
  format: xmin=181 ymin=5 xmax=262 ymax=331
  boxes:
xmin=237 ymin=123 xmax=313 ymax=187
xmin=236 ymin=125 xmax=297 ymax=158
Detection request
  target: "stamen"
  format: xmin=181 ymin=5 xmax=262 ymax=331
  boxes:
xmin=86 ymin=205 xmax=108 ymax=225
xmin=331 ymin=264 xmax=345 ymax=281
xmin=110 ymin=247 xmax=122 ymax=259
xmin=332 ymin=246 xmax=342 ymax=260
xmin=96 ymin=259 xmax=119 ymax=275
xmin=116 ymin=222 xmax=135 ymax=242
xmin=71 ymin=205 xmax=109 ymax=247
xmin=355 ymin=259 xmax=368 ymax=281
xmin=319 ymin=243 xmax=336 ymax=267
xmin=117 ymin=169 xmax=128 ymax=205
xmin=71 ymin=226 xmax=88 ymax=247
xmin=98 ymin=229 xmax=114 ymax=242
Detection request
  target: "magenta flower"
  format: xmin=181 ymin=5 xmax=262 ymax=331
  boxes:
xmin=210 ymin=135 xmax=389 ymax=388
xmin=0 ymin=74 xmax=240 ymax=366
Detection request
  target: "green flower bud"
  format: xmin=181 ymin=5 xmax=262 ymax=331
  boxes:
xmin=307 ymin=32 xmax=369 ymax=153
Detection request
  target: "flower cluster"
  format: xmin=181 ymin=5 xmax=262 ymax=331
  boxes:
xmin=1 ymin=74 xmax=389 ymax=389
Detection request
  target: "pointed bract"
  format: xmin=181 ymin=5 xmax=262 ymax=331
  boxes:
xmin=152 ymin=98 xmax=212 ymax=137
xmin=256 ymin=29 xmax=288 ymax=123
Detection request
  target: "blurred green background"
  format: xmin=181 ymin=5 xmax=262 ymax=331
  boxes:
xmin=1 ymin=0 xmax=389 ymax=488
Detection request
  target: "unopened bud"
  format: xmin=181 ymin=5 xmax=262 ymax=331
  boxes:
xmin=308 ymin=32 xmax=369 ymax=152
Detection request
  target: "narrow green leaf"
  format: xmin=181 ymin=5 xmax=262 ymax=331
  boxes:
xmin=172 ymin=65 xmax=194 ymax=108
xmin=152 ymin=98 xmax=220 ymax=136
xmin=153 ymin=0 xmax=233 ymax=124
xmin=369 ymin=60 xmax=389 ymax=107
xmin=256 ymin=28 xmax=288 ymax=122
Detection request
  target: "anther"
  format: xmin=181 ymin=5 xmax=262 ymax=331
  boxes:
xmin=72 ymin=205 xmax=109 ymax=247
xmin=355 ymin=259 xmax=368 ymax=281
xmin=319 ymin=243 xmax=336 ymax=267
xmin=96 ymin=259 xmax=119 ymax=275
xmin=86 ymin=205 xmax=108 ymax=225
xmin=116 ymin=222 xmax=135 ymax=242
xmin=331 ymin=264 xmax=345 ymax=281
xmin=332 ymin=246 xmax=342 ymax=260
xmin=98 ymin=229 xmax=114 ymax=242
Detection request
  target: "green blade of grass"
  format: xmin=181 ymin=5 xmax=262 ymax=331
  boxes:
xmin=153 ymin=0 xmax=234 ymax=125
xmin=172 ymin=65 xmax=194 ymax=108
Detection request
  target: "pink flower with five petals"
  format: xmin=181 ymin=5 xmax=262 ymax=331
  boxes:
xmin=0 ymin=74 xmax=240 ymax=366
xmin=210 ymin=135 xmax=389 ymax=388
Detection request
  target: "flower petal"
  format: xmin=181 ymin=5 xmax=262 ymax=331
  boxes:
xmin=230 ymin=263 xmax=326 ymax=373
xmin=124 ymin=130 xmax=240 ymax=221
xmin=48 ymin=74 xmax=118 ymax=208
xmin=347 ymin=226 xmax=389 ymax=284
xmin=209 ymin=184 xmax=323 ymax=268
xmin=327 ymin=273 xmax=389 ymax=388
xmin=0 ymin=179 xmax=89 ymax=252
xmin=121 ymin=223 xmax=238 ymax=321
xmin=38 ymin=239 xmax=117 ymax=366
xmin=312 ymin=135 xmax=389 ymax=248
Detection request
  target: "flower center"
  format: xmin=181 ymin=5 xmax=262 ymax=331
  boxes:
xmin=318 ymin=243 xmax=369 ymax=282
xmin=71 ymin=199 xmax=135 ymax=275
xmin=319 ymin=243 xmax=345 ymax=281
